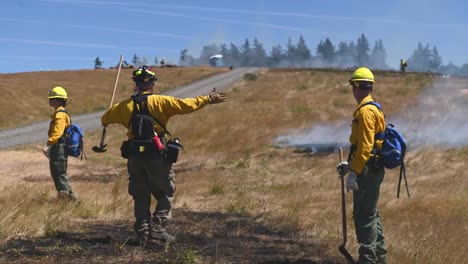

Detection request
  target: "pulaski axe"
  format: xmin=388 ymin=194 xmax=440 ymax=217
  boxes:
xmin=92 ymin=54 xmax=124 ymax=153
xmin=338 ymin=147 xmax=355 ymax=264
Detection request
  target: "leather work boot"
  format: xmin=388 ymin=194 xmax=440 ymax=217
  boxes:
xmin=150 ymin=217 xmax=175 ymax=242
xmin=134 ymin=223 xmax=150 ymax=247
xmin=57 ymin=191 xmax=79 ymax=203
xmin=138 ymin=232 xmax=149 ymax=247
xmin=149 ymin=228 xmax=175 ymax=242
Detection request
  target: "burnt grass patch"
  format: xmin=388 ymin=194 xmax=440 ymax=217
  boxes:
xmin=0 ymin=209 xmax=341 ymax=264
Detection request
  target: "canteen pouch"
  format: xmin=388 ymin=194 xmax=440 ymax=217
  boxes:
xmin=120 ymin=140 xmax=130 ymax=159
xmin=165 ymin=139 xmax=182 ymax=163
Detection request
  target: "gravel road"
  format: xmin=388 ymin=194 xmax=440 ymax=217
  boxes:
xmin=0 ymin=67 xmax=257 ymax=150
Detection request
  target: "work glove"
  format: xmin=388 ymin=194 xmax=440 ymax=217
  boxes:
xmin=42 ymin=146 xmax=50 ymax=159
xmin=336 ymin=161 xmax=349 ymax=177
xmin=346 ymin=171 xmax=359 ymax=192
xmin=208 ymin=88 xmax=227 ymax=104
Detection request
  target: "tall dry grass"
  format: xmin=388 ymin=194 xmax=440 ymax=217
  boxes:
xmin=0 ymin=69 xmax=466 ymax=263
xmin=0 ymin=67 xmax=227 ymax=129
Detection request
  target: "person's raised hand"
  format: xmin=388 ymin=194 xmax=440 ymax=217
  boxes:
xmin=208 ymin=88 xmax=227 ymax=104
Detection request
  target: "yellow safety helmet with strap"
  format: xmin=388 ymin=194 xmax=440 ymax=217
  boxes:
xmin=48 ymin=86 xmax=68 ymax=99
xmin=350 ymin=67 xmax=375 ymax=83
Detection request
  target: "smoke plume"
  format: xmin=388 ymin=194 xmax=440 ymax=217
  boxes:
xmin=275 ymin=77 xmax=468 ymax=150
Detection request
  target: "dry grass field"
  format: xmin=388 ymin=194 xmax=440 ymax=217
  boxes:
xmin=0 ymin=68 xmax=466 ymax=263
xmin=0 ymin=66 xmax=228 ymax=129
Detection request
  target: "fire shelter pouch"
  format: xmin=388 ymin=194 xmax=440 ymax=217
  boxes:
xmin=121 ymin=140 xmax=157 ymax=159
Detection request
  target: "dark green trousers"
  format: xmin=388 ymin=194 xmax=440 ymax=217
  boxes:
xmin=49 ymin=143 xmax=74 ymax=195
xmin=127 ymin=155 xmax=175 ymax=234
xmin=353 ymin=164 xmax=387 ymax=264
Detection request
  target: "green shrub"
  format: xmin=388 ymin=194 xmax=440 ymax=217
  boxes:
xmin=243 ymin=73 xmax=258 ymax=81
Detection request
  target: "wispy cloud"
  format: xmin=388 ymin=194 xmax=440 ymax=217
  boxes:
xmin=0 ymin=55 xmax=91 ymax=61
xmin=38 ymin=0 xmax=343 ymax=37
xmin=121 ymin=8 xmax=341 ymax=37
xmin=39 ymin=0 xmax=467 ymax=30
xmin=0 ymin=17 xmax=202 ymax=41
xmin=0 ymin=37 xmax=179 ymax=52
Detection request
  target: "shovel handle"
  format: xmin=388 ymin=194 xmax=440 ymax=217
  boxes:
xmin=339 ymin=147 xmax=343 ymax=163
xmin=99 ymin=126 xmax=107 ymax=148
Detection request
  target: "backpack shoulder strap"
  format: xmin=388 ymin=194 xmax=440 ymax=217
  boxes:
xmin=130 ymin=93 xmax=172 ymax=136
xmin=353 ymin=101 xmax=382 ymax=116
xmin=354 ymin=101 xmax=386 ymax=141
xmin=56 ymin=109 xmax=72 ymax=124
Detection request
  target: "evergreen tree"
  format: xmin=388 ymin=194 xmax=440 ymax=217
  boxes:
xmin=336 ymin=41 xmax=355 ymax=67
xmin=94 ymin=56 xmax=103 ymax=69
xmin=132 ymin=54 xmax=139 ymax=66
xmin=316 ymin=38 xmax=335 ymax=65
xmin=429 ymin=46 xmax=442 ymax=72
xmin=407 ymin=42 xmax=431 ymax=71
xmin=459 ymin=63 xmax=468 ymax=76
xmin=179 ymin=49 xmax=194 ymax=66
xmin=369 ymin=40 xmax=388 ymax=69
xmin=268 ymin=44 xmax=284 ymax=67
xmin=220 ymin=44 xmax=231 ymax=67
xmin=286 ymin=37 xmax=296 ymax=66
xmin=252 ymin=38 xmax=267 ymax=66
xmin=295 ymin=35 xmax=311 ymax=65
xmin=230 ymin=43 xmax=241 ymax=67
xmin=241 ymin=38 xmax=252 ymax=66
xmin=356 ymin=34 xmax=370 ymax=66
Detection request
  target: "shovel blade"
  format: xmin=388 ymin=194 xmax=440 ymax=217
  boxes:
xmin=92 ymin=146 xmax=107 ymax=153
xmin=339 ymin=245 xmax=355 ymax=264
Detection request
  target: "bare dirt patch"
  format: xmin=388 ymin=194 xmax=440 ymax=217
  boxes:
xmin=0 ymin=209 xmax=340 ymax=264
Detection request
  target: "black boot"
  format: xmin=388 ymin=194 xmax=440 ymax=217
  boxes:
xmin=134 ymin=223 xmax=149 ymax=247
xmin=150 ymin=217 xmax=175 ymax=242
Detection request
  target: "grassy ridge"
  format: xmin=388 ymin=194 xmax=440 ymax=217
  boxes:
xmin=0 ymin=68 xmax=466 ymax=263
xmin=0 ymin=67 xmax=227 ymax=129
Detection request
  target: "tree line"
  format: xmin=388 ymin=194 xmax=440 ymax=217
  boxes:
xmin=178 ymin=34 xmax=468 ymax=77
xmin=94 ymin=33 xmax=468 ymax=77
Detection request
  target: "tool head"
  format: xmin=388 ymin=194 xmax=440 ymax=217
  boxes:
xmin=339 ymin=245 xmax=355 ymax=264
xmin=92 ymin=145 xmax=107 ymax=153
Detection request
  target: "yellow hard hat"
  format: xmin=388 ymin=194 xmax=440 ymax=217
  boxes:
xmin=350 ymin=67 xmax=374 ymax=83
xmin=48 ymin=86 xmax=68 ymax=99
xmin=132 ymin=65 xmax=158 ymax=82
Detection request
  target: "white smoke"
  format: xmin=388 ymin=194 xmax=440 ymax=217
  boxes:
xmin=275 ymin=76 xmax=468 ymax=149
xmin=275 ymin=121 xmax=349 ymax=147
xmin=395 ymin=77 xmax=468 ymax=147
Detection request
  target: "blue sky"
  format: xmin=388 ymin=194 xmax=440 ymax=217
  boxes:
xmin=1 ymin=0 xmax=467 ymax=73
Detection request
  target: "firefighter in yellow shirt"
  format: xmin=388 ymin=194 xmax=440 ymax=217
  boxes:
xmin=101 ymin=66 xmax=226 ymax=246
xmin=337 ymin=67 xmax=387 ymax=264
xmin=400 ymin=59 xmax=407 ymax=73
xmin=43 ymin=86 xmax=77 ymax=201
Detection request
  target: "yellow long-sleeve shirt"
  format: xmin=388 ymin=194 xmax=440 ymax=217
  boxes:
xmin=101 ymin=91 xmax=210 ymax=138
xmin=47 ymin=106 xmax=71 ymax=146
xmin=349 ymin=95 xmax=386 ymax=174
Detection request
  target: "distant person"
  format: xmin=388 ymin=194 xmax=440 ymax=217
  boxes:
xmin=100 ymin=66 xmax=226 ymax=246
xmin=43 ymin=86 xmax=78 ymax=202
xmin=336 ymin=67 xmax=387 ymax=264
xmin=400 ymin=59 xmax=407 ymax=73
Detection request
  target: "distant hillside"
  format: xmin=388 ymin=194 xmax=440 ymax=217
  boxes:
xmin=0 ymin=67 xmax=227 ymax=129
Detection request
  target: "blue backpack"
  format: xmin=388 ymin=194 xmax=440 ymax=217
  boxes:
xmin=64 ymin=124 xmax=85 ymax=158
xmin=375 ymin=124 xmax=407 ymax=169
xmin=58 ymin=110 xmax=86 ymax=159
xmin=358 ymin=101 xmax=410 ymax=197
